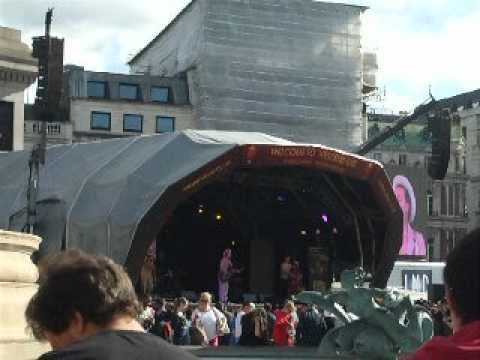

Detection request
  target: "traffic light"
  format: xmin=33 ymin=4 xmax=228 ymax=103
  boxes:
xmin=428 ymin=109 xmax=451 ymax=180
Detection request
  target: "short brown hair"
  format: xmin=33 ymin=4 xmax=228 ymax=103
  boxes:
xmin=26 ymin=249 xmax=141 ymax=340
xmin=444 ymin=229 xmax=480 ymax=324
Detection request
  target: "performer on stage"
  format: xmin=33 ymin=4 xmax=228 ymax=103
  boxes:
xmin=218 ymin=248 xmax=240 ymax=303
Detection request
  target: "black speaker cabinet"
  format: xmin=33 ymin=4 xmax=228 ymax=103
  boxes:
xmin=0 ymin=101 xmax=14 ymax=151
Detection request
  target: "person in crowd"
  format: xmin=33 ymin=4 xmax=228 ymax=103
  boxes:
xmin=279 ymin=256 xmax=292 ymax=302
xmin=139 ymin=296 xmax=156 ymax=331
xmin=273 ymin=300 xmax=298 ymax=346
xmin=151 ymin=298 xmax=174 ymax=342
xmin=24 ymin=249 xmax=197 ymax=360
xmin=393 ymin=175 xmax=426 ymax=256
xmin=216 ymin=303 xmax=234 ymax=346
xmin=288 ymin=260 xmax=304 ymax=296
xmin=264 ymin=303 xmax=276 ymax=344
xmin=404 ymin=228 xmax=480 ymax=360
xmin=171 ymin=297 xmax=190 ymax=346
xmin=239 ymin=307 xmax=268 ymax=346
xmin=295 ymin=302 xmax=327 ymax=347
xmin=234 ymin=302 xmax=255 ymax=344
xmin=191 ymin=292 xmax=227 ymax=347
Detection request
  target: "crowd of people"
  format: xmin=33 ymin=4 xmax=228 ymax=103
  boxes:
xmin=24 ymin=228 xmax=480 ymax=359
xmin=138 ymin=294 xmax=330 ymax=348
xmin=414 ymin=299 xmax=453 ymax=337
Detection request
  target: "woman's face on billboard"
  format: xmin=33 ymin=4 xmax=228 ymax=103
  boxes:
xmin=394 ymin=185 xmax=410 ymax=220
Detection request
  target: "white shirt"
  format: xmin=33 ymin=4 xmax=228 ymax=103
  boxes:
xmin=196 ymin=309 xmax=217 ymax=340
xmin=235 ymin=310 xmax=245 ymax=338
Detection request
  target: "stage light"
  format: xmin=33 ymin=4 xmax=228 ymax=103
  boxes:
xmin=216 ymin=213 xmax=223 ymax=221
xmin=315 ymin=229 xmax=321 ymax=235
xmin=232 ymin=241 xmax=236 ymax=246
xmin=300 ymin=230 xmax=307 ymax=236
xmin=322 ymin=214 xmax=328 ymax=223
xmin=333 ymin=227 xmax=338 ymax=234
xmin=198 ymin=208 xmax=204 ymax=214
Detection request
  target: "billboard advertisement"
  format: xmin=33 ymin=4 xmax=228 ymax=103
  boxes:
xmin=384 ymin=165 xmax=431 ymax=259
xmin=401 ymin=269 xmax=432 ymax=294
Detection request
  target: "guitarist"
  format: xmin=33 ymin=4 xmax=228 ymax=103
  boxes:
xmin=218 ymin=248 xmax=242 ymax=303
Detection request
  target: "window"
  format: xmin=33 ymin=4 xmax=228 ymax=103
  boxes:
xmin=151 ymin=86 xmax=170 ymax=103
xmin=440 ymin=184 xmax=447 ymax=215
xmin=477 ymin=116 xmax=480 ymax=145
xmin=448 ymin=184 xmax=454 ymax=216
xmin=373 ymin=153 xmax=382 ymax=162
xmin=156 ymin=116 xmax=175 ymax=133
xmin=424 ymin=156 xmax=431 ymax=169
xmin=454 ymin=154 xmax=460 ymax=173
xmin=91 ymin=112 xmax=111 ymax=130
xmin=427 ymin=191 xmax=433 ymax=216
xmin=398 ymin=154 xmax=407 ymax=165
xmin=87 ymin=81 xmax=107 ymax=98
xmin=47 ymin=123 xmax=61 ymax=135
xmin=454 ymin=183 xmax=461 ymax=216
xmin=119 ymin=83 xmax=140 ymax=100
xmin=477 ymin=188 xmax=480 ymax=212
xmin=123 ymin=114 xmax=143 ymax=133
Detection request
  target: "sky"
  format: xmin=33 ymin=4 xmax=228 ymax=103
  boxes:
xmin=1 ymin=0 xmax=479 ymax=113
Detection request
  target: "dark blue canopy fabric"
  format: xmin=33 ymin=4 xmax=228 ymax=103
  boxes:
xmin=0 ymin=130 xmax=292 ymax=264
xmin=0 ymin=130 xmax=402 ymax=287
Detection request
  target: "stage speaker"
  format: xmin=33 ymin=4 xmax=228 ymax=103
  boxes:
xmin=428 ymin=109 xmax=451 ymax=180
xmin=32 ymin=36 xmax=64 ymax=118
xmin=0 ymin=101 xmax=14 ymax=151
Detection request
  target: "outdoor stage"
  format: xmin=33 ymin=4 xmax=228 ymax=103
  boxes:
xmin=0 ymin=130 xmax=403 ymax=294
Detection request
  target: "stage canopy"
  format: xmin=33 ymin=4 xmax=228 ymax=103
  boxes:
xmin=0 ymin=130 xmax=402 ymax=287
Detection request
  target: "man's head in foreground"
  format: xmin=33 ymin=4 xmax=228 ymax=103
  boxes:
xmin=444 ymin=228 xmax=480 ymax=332
xmin=26 ymin=249 xmax=143 ymax=349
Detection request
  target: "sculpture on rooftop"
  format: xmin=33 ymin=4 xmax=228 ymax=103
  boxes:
xmin=296 ymin=268 xmax=433 ymax=360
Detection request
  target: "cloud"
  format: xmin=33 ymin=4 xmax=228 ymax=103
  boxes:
xmin=0 ymin=0 xmax=192 ymax=71
xmin=359 ymin=0 xmax=480 ymax=112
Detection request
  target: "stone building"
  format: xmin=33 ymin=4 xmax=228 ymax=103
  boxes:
xmin=457 ymin=97 xmax=480 ymax=232
xmin=128 ymin=0 xmax=368 ymax=150
xmin=0 ymin=27 xmax=37 ymax=151
xmin=24 ymin=65 xmax=194 ymax=149
xmin=367 ymin=89 xmax=480 ymax=261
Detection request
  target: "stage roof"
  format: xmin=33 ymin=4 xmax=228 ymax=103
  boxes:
xmin=0 ymin=130 xmax=402 ymax=287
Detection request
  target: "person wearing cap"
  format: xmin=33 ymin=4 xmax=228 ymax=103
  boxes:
xmin=392 ymin=175 xmax=426 ymax=256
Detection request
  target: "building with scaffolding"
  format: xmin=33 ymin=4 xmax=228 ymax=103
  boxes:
xmin=128 ymin=0 xmax=370 ymax=150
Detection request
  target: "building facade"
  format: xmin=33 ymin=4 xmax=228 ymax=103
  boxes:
xmin=0 ymin=27 xmax=37 ymax=151
xmin=458 ymin=101 xmax=480 ymax=231
xmin=24 ymin=65 xmax=194 ymax=149
xmin=128 ymin=0 xmax=368 ymax=150
xmin=367 ymin=89 xmax=480 ymax=261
